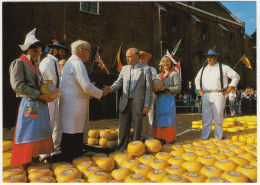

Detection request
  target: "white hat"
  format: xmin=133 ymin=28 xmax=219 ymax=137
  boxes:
xmin=19 ymin=28 xmax=40 ymax=51
xmin=159 ymin=50 xmax=177 ymax=65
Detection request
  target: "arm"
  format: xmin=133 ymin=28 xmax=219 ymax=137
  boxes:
xmin=194 ymin=68 xmax=204 ymax=96
xmin=223 ymin=66 xmax=240 ymax=95
xmin=143 ymin=67 xmax=153 ymax=114
xmin=39 ymin=58 xmax=56 ymax=82
xmin=110 ymin=68 xmax=124 ymax=92
xmin=167 ymin=72 xmax=181 ymax=95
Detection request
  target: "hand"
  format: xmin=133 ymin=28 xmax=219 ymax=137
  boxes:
xmin=102 ymin=85 xmax=111 ymax=96
xmin=142 ymin=107 xmax=150 ymax=114
xmin=38 ymin=94 xmax=55 ymax=102
xmin=159 ymin=86 xmax=165 ymax=91
xmin=153 ymin=86 xmax=160 ymax=92
xmin=198 ymin=89 xmax=204 ymax=97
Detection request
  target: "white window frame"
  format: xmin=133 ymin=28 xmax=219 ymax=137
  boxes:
xmin=80 ymin=2 xmax=100 ymax=15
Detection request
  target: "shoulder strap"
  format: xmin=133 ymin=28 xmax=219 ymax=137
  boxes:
xmin=200 ymin=66 xmax=206 ymax=91
xmin=54 ymin=60 xmax=60 ymax=88
xmin=219 ymin=63 xmax=223 ymax=90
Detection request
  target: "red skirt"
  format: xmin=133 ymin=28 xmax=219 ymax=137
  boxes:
xmin=152 ymin=118 xmax=177 ymax=142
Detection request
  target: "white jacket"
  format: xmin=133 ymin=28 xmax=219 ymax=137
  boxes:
xmin=59 ymin=55 xmax=103 ymax=133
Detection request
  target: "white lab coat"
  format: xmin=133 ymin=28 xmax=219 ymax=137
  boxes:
xmin=59 ymin=55 xmax=103 ymax=134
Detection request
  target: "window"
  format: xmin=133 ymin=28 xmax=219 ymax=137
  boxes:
xmin=171 ymin=15 xmax=179 ymax=33
xmin=230 ymin=33 xmax=235 ymax=48
xmin=202 ymin=24 xmax=209 ymax=41
xmin=80 ymin=2 xmax=99 ymax=14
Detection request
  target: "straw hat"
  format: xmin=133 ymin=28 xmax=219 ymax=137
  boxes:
xmin=139 ymin=51 xmax=152 ymax=61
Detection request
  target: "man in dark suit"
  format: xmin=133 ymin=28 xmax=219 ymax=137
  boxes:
xmin=187 ymin=81 xmax=196 ymax=112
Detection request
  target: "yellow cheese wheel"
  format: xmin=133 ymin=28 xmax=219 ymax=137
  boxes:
xmin=229 ymin=156 xmax=249 ymax=166
xmin=192 ymin=141 xmax=203 ymax=146
xmin=30 ymin=176 xmax=56 ymax=183
xmin=69 ymin=179 xmax=88 ymax=183
xmin=72 ymin=156 xmax=91 ymax=167
xmin=111 ymin=168 xmax=132 ymax=182
xmin=3 ymin=168 xmax=26 ymax=178
xmin=105 ymin=140 xmax=118 ymax=149
xmin=221 ymin=150 xmax=237 ymax=157
xmin=249 ymin=159 xmax=257 ymax=167
xmin=226 ymin=118 xmax=237 ymax=122
xmin=248 ymin=148 xmax=257 ymax=156
xmin=207 ymin=148 xmax=220 ymax=154
xmin=127 ymin=141 xmax=145 ymax=157
xmin=148 ymin=159 xmax=168 ymax=170
xmin=3 ymin=141 xmax=13 ymax=152
xmin=95 ymin=157 xmax=115 ymax=172
xmin=40 ymin=82 xmax=60 ymax=99
xmin=197 ymin=155 xmax=216 ymax=166
xmin=205 ymin=143 xmax=217 ymax=149
xmin=172 ymin=144 xmax=184 ymax=150
xmin=54 ymin=164 xmax=75 ymax=177
xmin=77 ymin=161 xmax=95 ymax=172
xmin=88 ymin=130 xmax=100 ymax=138
xmin=221 ymin=171 xmax=248 ymax=183
xmin=155 ymin=152 xmax=172 ymax=161
xmin=194 ymin=145 xmax=206 ymax=150
xmin=165 ymin=166 xmax=186 ymax=175
xmin=99 ymin=138 xmax=107 ymax=146
xmin=132 ymin=164 xmax=151 ymax=176
xmin=147 ymin=170 xmax=167 ymax=182
xmin=214 ymin=141 xmax=226 ymax=146
xmin=144 ymin=139 xmax=162 ymax=153
xmin=168 ymin=156 xmax=186 ymax=166
xmin=231 ymin=135 xmax=239 ymax=141
xmin=88 ymin=172 xmax=111 ymax=183
xmin=238 ymin=152 xmax=256 ymax=161
xmin=105 ymin=132 xmax=118 ymax=141
xmin=160 ymin=144 xmax=173 ymax=152
xmin=108 ymin=152 xmax=123 ymax=159
xmin=182 ymin=143 xmax=194 ymax=148
xmin=240 ymin=145 xmax=256 ymax=151
xmin=182 ymin=172 xmax=207 ymax=183
xmin=217 ymin=146 xmax=229 ymax=152
xmin=136 ymin=155 xmax=155 ymax=165
xmin=184 ymin=147 xmax=196 ymax=153
xmin=247 ymin=121 xmax=256 ymax=126
xmin=162 ymin=174 xmax=190 ymax=183
xmin=226 ymin=143 xmax=239 ymax=149
xmin=27 ymin=162 xmax=50 ymax=173
xmin=28 ymin=169 xmax=53 ymax=181
xmin=195 ymin=149 xmax=210 ymax=156
xmin=246 ymin=137 xmax=256 ymax=144
xmin=105 ymin=180 xmax=119 ymax=183
xmin=170 ymin=149 xmax=185 ymax=156
xmin=192 ymin=121 xmax=201 ymax=125
xmin=125 ymin=174 xmax=147 ymax=183
xmin=121 ymin=159 xmax=140 ymax=170
xmin=3 ymin=152 xmax=12 ymax=160
xmin=2 ymin=158 xmax=18 ymax=171
xmin=81 ymin=166 xmax=101 ymax=179
xmin=223 ymin=128 xmax=228 ymax=131
xmin=192 ymin=125 xmax=201 ymax=129
xmin=3 ymin=174 xmax=27 ymax=183
xmin=231 ymin=148 xmax=246 ymax=155
xmin=181 ymin=152 xmax=198 ymax=161
xmin=200 ymin=165 xmax=223 ymax=178
xmin=233 ymin=141 xmax=247 ymax=146
xmin=87 ymin=138 xmax=99 ymax=145
xmin=92 ymin=153 xmax=107 ymax=163
xmin=248 ymin=125 xmax=257 ymax=129
xmin=227 ymin=127 xmax=240 ymax=132
xmin=237 ymin=126 xmax=247 ymax=131
xmin=182 ymin=161 xmax=203 ymax=172
xmin=51 ymin=162 xmax=71 ymax=171
xmin=214 ymin=159 xmax=238 ymax=171
xmin=210 ymin=153 xmax=228 ymax=161
xmin=223 ymin=123 xmax=231 ymax=128
xmin=114 ymin=153 xmax=132 ymax=168
xmin=99 ymin=129 xmax=111 ymax=138
xmin=205 ymin=177 xmax=229 ymax=183
xmin=56 ymin=168 xmax=82 ymax=183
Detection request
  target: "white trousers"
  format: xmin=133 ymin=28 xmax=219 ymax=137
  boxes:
xmin=48 ymin=98 xmax=62 ymax=150
xmin=201 ymin=92 xmax=225 ymax=140
xmin=145 ymin=94 xmax=156 ymax=139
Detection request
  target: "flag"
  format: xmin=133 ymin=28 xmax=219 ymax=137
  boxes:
xmin=116 ymin=46 xmax=123 ymax=72
xmin=240 ymin=55 xmax=252 ymax=69
xmin=94 ymin=51 xmax=110 ymax=74
xmin=174 ymin=59 xmax=182 ymax=81
xmin=171 ymin=39 xmax=182 ymax=58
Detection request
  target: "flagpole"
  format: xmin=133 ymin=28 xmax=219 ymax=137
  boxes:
xmin=233 ymin=54 xmax=246 ymax=70
xmin=112 ymin=42 xmax=123 ymax=69
xmin=202 ymin=45 xmax=216 ymax=66
xmin=89 ymin=46 xmax=99 ymax=76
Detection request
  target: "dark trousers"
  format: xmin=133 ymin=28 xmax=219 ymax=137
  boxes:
xmin=116 ymin=99 xmax=143 ymax=152
xmin=60 ymin=132 xmax=84 ymax=162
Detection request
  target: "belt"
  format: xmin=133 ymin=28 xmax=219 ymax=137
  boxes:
xmin=204 ymin=90 xmax=222 ymax=93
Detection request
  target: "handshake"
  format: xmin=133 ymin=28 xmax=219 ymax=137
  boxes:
xmin=102 ymin=85 xmax=111 ymax=97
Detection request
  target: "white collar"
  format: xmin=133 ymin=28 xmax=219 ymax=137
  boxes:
xmin=47 ymin=54 xmax=59 ymax=62
xmin=24 ymin=54 xmax=31 ymax=61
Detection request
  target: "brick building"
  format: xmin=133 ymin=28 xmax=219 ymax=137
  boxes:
xmin=2 ymin=2 xmax=256 ymax=127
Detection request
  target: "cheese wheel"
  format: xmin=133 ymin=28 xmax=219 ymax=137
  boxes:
xmin=221 ymin=150 xmax=237 ymax=157
xmin=51 ymin=162 xmax=71 ymax=171
xmin=99 ymin=129 xmax=111 ymax=138
xmin=231 ymin=148 xmax=246 ymax=155
xmin=249 ymin=159 xmax=257 ymax=167
xmin=226 ymin=143 xmax=239 ymax=149
xmin=206 ymin=148 xmax=220 ymax=154
xmin=148 ymin=159 xmax=168 ymax=170
xmin=88 ymin=130 xmax=99 ymax=138
xmin=28 ymin=169 xmax=53 ymax=181
xmin=132 ymin=164 xmax=151 ymax=176
xmin=105 ymin=132 xmax=118 ymax=141
xmin=247 ymin=121 xmax=256 ymax=126
xmin=147 ymin=170 xmax=167 ymax=182
xmin=81 ymin=166 xmax=101 ymax=179
xmin=105 ymin=140 xmax=118 ymax=149
xmin=88 ymin=172 xmax=111 ymax=183
xmin=210 ymin=153 xmax=228 ymax=161
xmin=92 ymin=153 xmax=107 ymax=163
xmin=127 ymin=141 xmax=145 ymax=157
xmin=165 ymin=166 xmax=186 ymax=175
xmin=248 ymin=125 xmax=257 ymax=129
xmin=27 ymin=163 xmax=50 ymax=173
xmin=197 ymin=155 xmax=216 ymax=166
xmin=182 ymin=172 xmax=207 ymax=183
xmin=105 ymin=180 xmax=119 ymax=183
xmin=30 ymin=176 xmax=56 ymax=183
xmin=181 ymin=152 xmax=198 ymax=161
xmin=77 ymin=161 xmax=95 ymax=172
xmin=95 ymin=157 xmax=115 ymax=172
xmin=227 ymin=128 xmax=240 ymax=132
xmin=194 ymin=145 xmax=206 ymax=150
xmin=3 ymin=152 xmax=12 ymax=160
xmin=121 ymin=159 xmax=140 ymax=170
xmin=248 ymin=148 xmax=257 ymax=156
xmin=99 ymin=138 xmax=107 ymax=146
xmin=3 ymin=168 xmax=26 ymax=178
xmin=69 ymin=179 xmax=87 ymax=183
xmin=125 ymin=174 xmax=147 ymax=183
xmin=40 ymin=82 xmax=60 ymax=99
xmin=3 ymin=141 xmax=13 ymax=152
xmin=195 ymin=149 xmax=210 ymax=156
xmin=221 ymin=171 xmax=248 ymax=183
xmin=214 ymin=141 xmax=226 ymax=147
xmin=184 ymin=147 xmax=196 ymax=153
xmin=109 ymin=152 xmax=123 ymax=159
xmin=162 ymin=174 xmax=189 ymax=183
xmin=168 ymin=156 xmax=186 ymax=166
xmin=240 ymin=145 xmax=256 ymax=151
xmin=192 ymin=141 xmax=204 ymax=146
xmin=114 ymin=153 xmax=132 ymax=168
xmin=214 ymin=159 xmax=238 ymax=171
xmin=56 ymin=168 xmax=82 ymax=183
xmin=144 ymin=139 xmax=162 ymax=153
xmin=200 ymin=165 xmax=223 ymax=178
xmin=170 ymin=149 xmax=185 ymax=156
xmin=238 ymin=152 xmax=256 ymax=161
xmin=223 ymin=123 xmax=231 ymax=128
xmin=54 ymin=164 xmax=75 ymax=177
xmin=87 ymin=138 xmax=99 ymax=145
xmin=228 ymin=156 xmax=249 ymax=166
xmin=2 ymin=159 xmax=18 ymax=171
xmin=246 ymin=137 xmax=256 ymax=144
xmin=182 ymin=161 xmax=203 ymax=172
xmin=172 ymin=144 xmax=184 ymax=150
xmin=223 ymin=139 xmax=234 ymax=144
xmin=136 ymin=155 xmax=155 ymax=165
xmin=192 ymin=121 xmax=201 ymax=125
xmin=205 ymin=177 xmax=229 ymax=183
xmin=192 ymin=125 xmax=201 ymax=129
xmin=3 ymin=174 xmax=27 ymax=183
xmin=223 ymin=128 xmax=228 ymax=131
xmin=72 ymin=156 xmax=91 ymax=167
xmin=182 ymin=143 xmax=194 ymax=148
xmin=111 ymin=168 xmax=132 ymax=182
xmin=226 ymin=118 xmax=237 ymax=122
xmin=233 ymin=141 xmax=247 ymax=146
xmin=155 ymin=152 xmax=172 ymax=161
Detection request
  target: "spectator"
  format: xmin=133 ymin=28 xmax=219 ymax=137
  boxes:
xmin=228 ymin=88 xmax=236 ymax=116
xmin=242 ymin=87 xmax=251 ymax=114
xmin=187 ymin=81 xmax=196 ymax=112
xmin=234 ymin=87 xmax=242 ymax=115
xmin=183 ymin=91 xmax=189 ymax=112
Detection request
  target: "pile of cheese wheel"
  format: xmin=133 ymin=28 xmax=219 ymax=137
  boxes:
xmin=3 ymin=137 xmax=257 ymax=183
xmin=192 ymin=116 xmax=257 ymax=133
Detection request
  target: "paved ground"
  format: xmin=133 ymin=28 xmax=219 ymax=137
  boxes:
xmin=3 ymin=113 xmax=256 ymax=143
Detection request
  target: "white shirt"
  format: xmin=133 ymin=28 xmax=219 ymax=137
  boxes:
xmin=39 ymin=54 xmax=61 ymax=87
xmin=228 ymin=92 xmax=236 ymax=102
xmin=195 ymin=62 xmax=240 ymax=91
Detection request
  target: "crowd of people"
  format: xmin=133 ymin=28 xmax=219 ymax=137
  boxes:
xmin=9 ymin=28 xmax=249 ymax=169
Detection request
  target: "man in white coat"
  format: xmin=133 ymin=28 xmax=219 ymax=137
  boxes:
xmin=39 ymin=40 xmax=68 ymax=153
xmin=195 ymin=49 xmax=240 ymax=140
xmin=59 ymin=40 xmax=109 ymax=162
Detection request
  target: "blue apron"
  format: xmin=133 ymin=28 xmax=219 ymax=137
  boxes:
xmin=15 ymin=97 xmax=52 ymax=144
xmin=153 ymin=93 xmax=176 ymax=127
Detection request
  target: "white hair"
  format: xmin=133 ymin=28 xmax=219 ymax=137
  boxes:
xmin=70 ymin=40 xmax=90 ymax=54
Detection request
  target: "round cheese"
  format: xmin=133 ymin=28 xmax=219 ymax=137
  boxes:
xmin=54 ymin=164 xmax=75 ymax=177
xmin=206 ymin=148 xmax=220 ymax=154
xmin=92 ymin=153 xmax=107 ymax=163
xmin=221 ymin=150 xmax=237 ymax=157
xmin=111 ymin=168 xmax=132 ymax=182
xmin=231 ymin=148 xmax=246 ymax=155
xmin=168 ymin=156 xmax=186 ymax=166
xmin=221 ymin=171 xmax=248 ymax=183
xmin=81 ymin=166 xmax=101 ymax=179
xmin=132 ymin=164 xmax=151 ymax=176
xmin=236 ymin=165 xmax=257 ymax=182
xmin=249 ymin=159 xmax=257 ymax=167
xmin=105 ymin=140 xmax=118 ymax=149
xmin=238 ymin=152 xmax=256 ymax=161
xmin=69 ymin=179 xmax=87 ymax=183
xmin=114 ymin=153 xmax=132 ymax=168
xmin=88 ymin=130 xmax=100 ymax=138
xmin=170 ymin=149 xmax=185 ymax=156
xmin=155 ymin=152 xmax=172 ymax=161
xmin=72 ymin=156 xmax=91 ymax=167
xmin=51 ymin=162 xmax=71 ymax=171
xmin=122 ymin=159 xmax=140 ymax=170
xmin=99 ymin=138 xmax=107 ymax=146
xmin=195 ymin=149 xmax=210 ymax=156
xmin=181 ymin=152 xmax=198 ymax=161
xmin=87 ymin=138 xmax=99 ymax=145
xmin=3 ymin=168 xmax=26 ymax=178
xmin=28 ymin=169 xmax=53 ymax=181
xmin=200 ymin=166 xmax=223 ymax=178
xmin=148 ymin=159 xmax=168 ymax=170
xmin=3 ymin=174 xmax=27 ymax=183
xmin=205 ymin=177 xmax=229 ymax=183
xmin=88 ymin=172 xmax=111 ymax=183
xmin=27 ymin=163 xmax=50 ymax=173
xmin=95 ymin=157 xmax=115 ymax=172
xmin=127 ymin=141 xmax=145 ymax=157
xmin=182 ymin=172 xmax=207 ymax=183
xmin=228 ymin=156 xmax=249 ymax=166
xmin=124 ymin=174 xmax=147 ymax=183
xmin=247 ymin=121 xmax=256 ymax=126
xmin=197 ymin=155 xmax=216 ymax=166
xmin=210 ymin=153 xmax=228 ymax=161
xmin=182 ymin=161 xmax=203 ymax=172
xmin=136 ymin=155 xmax=155 ymax=165
xmin=214 ymin=159 xmax=238 ymax=171
xmin=145 ymin=139 xmax=162 ymax=153
xmin=99 ymin=129 xmax=111 ymax=138
xmin=165 ymin=165 xmax=186 ymax=175
xmin=162 ymin=174 xmax=189 ymax=183
xmin=147 ymin=170 xmax=167 ymax=182
xmin=56 ymin=168 xmax=82 ymax=183
xmin=227 ymin=128 xmax=240 ymax=132
xmin=30 ymin=176 xmax=56 ymax=183
xmin=77 ymin=161 xmax=95 ymax=172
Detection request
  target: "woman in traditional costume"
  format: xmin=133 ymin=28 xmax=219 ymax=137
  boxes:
xmin=152 ymin=51 xmax=181 ymax=144
xmin=9 ymin=28 xmax=54 ymax=168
